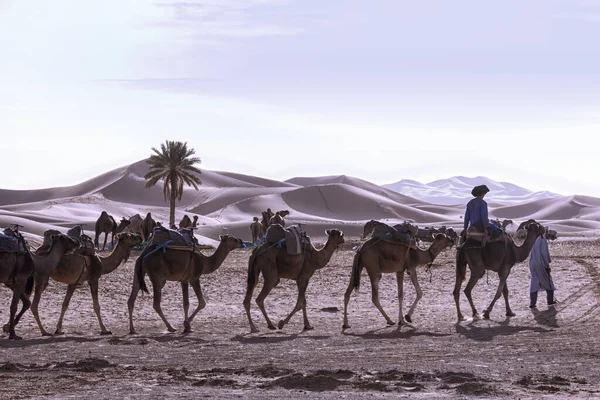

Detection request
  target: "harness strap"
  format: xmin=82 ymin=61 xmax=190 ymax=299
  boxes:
xmin=142 ymin=240 xmax=174 ymax=259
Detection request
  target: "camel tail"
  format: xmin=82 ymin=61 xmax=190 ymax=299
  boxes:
xmin=135 ymin=257 xmax=149 ymax=294
xmin=456 ymin=246 xmax=467 ymax=282
xmin=351 ymin=250 xmax=364 ymax=293
xmin=25 ymin=276 xmax=34 ymax=297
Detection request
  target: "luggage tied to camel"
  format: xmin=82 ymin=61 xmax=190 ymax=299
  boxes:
xmin=370 ymin=220 xmax=418 ymax=247
xmin=147 ymin=226 xmax=199 ymax=251
xmin=264 ymin=224 xmax=310 ymax=255
xmin=465 ymin=226 xmax=509 ymax=244
xmin=0 ymin=227 xmax=29 ymax=254
xmin=66 ymin=225 xmax=96 ymax=255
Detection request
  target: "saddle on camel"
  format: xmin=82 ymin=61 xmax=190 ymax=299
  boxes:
xmin=38 ymin=225 xmax=96 ymax=256
xmin=142 ymin=225 xmax=204 ymax=258
xmin=0 ymin=226 xmax=29 ymax=254
xmin=264 ymin=223 xmax=309 ymax=255
xmin=368 ymin=220 xmax=419 ymax=248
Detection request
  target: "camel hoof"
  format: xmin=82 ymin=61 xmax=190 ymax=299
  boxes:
xmin=9 ymin=334 xmax=22 ymax=340
xmin=100 ymin=330 xmax=112 ymax=335
xmin=277 ymin=320 xmax=285 ymax=330
xmin=342 ymin=324 xmax=350 ymax=330
xmin=183 ymin=321 xmax=192 ymax=332
xmin=483 ymin=311 xmax=490 ymax=319
xmin=386 ymin=320 xmax=396 ymax=326
xmin=129 ymin=330 xmax=137 ymax=335
xmin=404 ymin=314 xmax=412 ymax=323
xmin=54 ymin=331 xmax=65 ymax=336
xmin=506 ymin=311 xmax=516 ymax=317
xmin=41 ymin=331 xmax=53 ymax=337
xmin=303 ymin=325 xmax=314 ymax=331
xmin=2 ymin=324 xmax=10 ymax=333
xmin=167 ymin=327 xmax=177 ymax=333
xmin=250 ymin=327 xmax=259 ymax=334
xmin=267 ymin=324 xmax=277 ymax=331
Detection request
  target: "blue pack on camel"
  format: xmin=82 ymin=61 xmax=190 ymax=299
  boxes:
xmin=264 ymin=224 xmax=310 ymax=255
xmin=0 ymin=227 xmax=29 ymax=254
xmin=370 ymin=220 xmax=418 ymax=247
xmin=143 ymin=226 xmax=200 ymax=259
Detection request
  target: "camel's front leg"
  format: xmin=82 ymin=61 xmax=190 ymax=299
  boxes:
xmin=243 ymin=272 xmax=260 ymax=333
xmin=102 ymin=233 xmax=108 ymax=252
xmin=342 ymin=271 xmax=357 ymax=330
xmin=502 ymin=281 xmax=515 ymax=317
xmin=3 ymin=283 xmax=31 ymax=332
xmin=7 ymin=288 xmax=21 ymax=339
xmin=464 ymin=268 xmax=485 ymax=318
xmin=184 ymin=280 xmax=207 ymax=333
xmin=30 ymin=277 xmax=52 ymax=336
xmin=181 ymin=282 xmax=190 ymax=331
xmin=127 ymin=268 xmax=141 ymax=334
xmin=395 ymin=270 xmax=406 ymax=327
xmin=55 ymin=284 xmax=77 ymax=335
xmin=89 ymin=280 xmax=111 ymax=335
xmin=483 ymin=273 xmax=509 ymax=319
xmin=404 ymin=267 xmax=423 ymax=324
xmin=368 ymin=270 xmax=395 ymax=326
xmin=151 ymin=278 xmax=176 ymax=332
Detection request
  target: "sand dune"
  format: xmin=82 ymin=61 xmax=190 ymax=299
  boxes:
xmin=2 ymin=159 xmax=600 ymax=241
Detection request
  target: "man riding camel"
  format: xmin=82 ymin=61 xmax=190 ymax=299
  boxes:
xmin=462 ymin=184 xmax=502 ymax=241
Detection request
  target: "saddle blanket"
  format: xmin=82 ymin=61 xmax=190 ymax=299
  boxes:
xmin=265 ymin=224 xmax=308 ymax=255
xmin=0 ymin=228 xmax=29 ymax=254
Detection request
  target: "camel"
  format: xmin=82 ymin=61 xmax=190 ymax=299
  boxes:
xmin=2 ymin=233 xmax=79 ymax=339
xmin=361 ymin=220 xmax=374 ymax=239
xmin=243 ymin=229 xmax=345 ymax=333
xmin=453 ymin=221 xmax=545 ymax=321
xmin=269 ymin=210 xmax=290 ymax=228
xmin=94 ymin=211 xmax=130 ymax=251
xmin=179 ymin=215 xmax=198 ymax=229
xmin=491 ymin=218 xmax=514 ymax=231
xmin=516 ymin=219 xmax=537 ymax=239
xmin=342 ymin=233 xmax=454 ymax=330
xmin=249 ymin=217 xmax=263 ymax=243
xmin=127 ymin=234 xmax=244 ymax=334
xmin=28 ymin=232 xmax=143 ymax=336
xmin=261 ymin=209 xmax=274 ymax=231
xmin=142 ymin=212 xmax=157 ymax=241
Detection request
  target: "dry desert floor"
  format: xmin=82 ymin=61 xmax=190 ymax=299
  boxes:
xmin=1 ymin=237 xmax=600 ymax=399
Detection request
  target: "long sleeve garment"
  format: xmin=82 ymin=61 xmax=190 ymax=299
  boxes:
xmin=529 ymin=235 xmax=556 ymax=292
xmin=464 ymin=198 xmax=492 ymax=231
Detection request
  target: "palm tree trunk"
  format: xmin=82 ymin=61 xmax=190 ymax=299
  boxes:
xmin=169 ymin=181 xmax=177 ymax=228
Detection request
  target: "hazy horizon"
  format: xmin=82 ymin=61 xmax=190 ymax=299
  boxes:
xmin=2 ymin=1 xmax=600 ymax=196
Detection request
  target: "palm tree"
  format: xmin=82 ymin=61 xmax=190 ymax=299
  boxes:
xmin=144 ymin=141 xmax=202 ymax=228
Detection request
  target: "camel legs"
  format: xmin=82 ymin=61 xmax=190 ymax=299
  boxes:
xmin=255 ymin=269 xmax=279 ymax=330
xmin=368 ymin=269 xmax=395 ymax=326
xmin=483 ymin=272 xmax=509 ymax=319
xmin=54 ymin=284 xmax=77 ymax=335
xmin=102 ymin=232 xmax=108 ymax=251
xmin=184 ymin=279 xmax=206 ymax=332
xmin=342 ymin=271 xmax=357 ymax=329
xmin=3 ymin=284 xmax=31 ymax=333
xmin=277 ymin=278 xmax=311 ymax=331
xmin=395 ymin=270 xmax=406 ymax=327
xmin=182 ymin=282 xmax=190 ymax=330
xmin=6 ymin=288 xmax=22 ymax=339
xmin=502 ymin=282 xmax=515 ymax=317
xmin=243 ymin=270 xmax=260 ymax=333
xmin=150 ymin=276 xmax=176 ymax=333
xmin=90 ymin=280 xmax=111 ymax=334
xmin=127 ymin=269 xmax=141 ymax=334
xmin=30 ymin=277 xmax=53 ymax=336
xmin=464 ymin=268 xmax=486 ymax=318
xmin=404 ymin=267 xmax=423 ymax=324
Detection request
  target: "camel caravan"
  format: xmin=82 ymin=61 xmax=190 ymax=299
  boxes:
xmin=0 ymin=208 xmax=546 ymax=339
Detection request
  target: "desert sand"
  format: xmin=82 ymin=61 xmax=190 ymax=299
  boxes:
xmin=1 ymin=161 xmax=600 ymax=399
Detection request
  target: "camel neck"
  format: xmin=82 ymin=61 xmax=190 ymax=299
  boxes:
xmin=313 ymin=239 xmax=337 ymax=270
xmin=514 ymin=231 xmax=541 ymax=263
xmin=413 ymin=242 xmax=441 ymax=266
xmin=202 ymin=243 xmax=232 ymax=275
xmin=99 ymin=242 xmax=132 ymax=275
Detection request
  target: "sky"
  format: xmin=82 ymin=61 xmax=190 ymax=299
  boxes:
xmin=1 ymin=0 xmax=600 ymax=196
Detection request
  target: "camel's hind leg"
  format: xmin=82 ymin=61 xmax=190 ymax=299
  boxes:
xmin=89 ymin=280 xmax=111 ymax=335
xmin=3 ymin=284 xmax=31 ymax=332
xmin=184 ymin=279 xmax=207 ymax=333
xmin=243 ymin=272 xmax=260 ymax=333
xmin=7 ymin=288 xmax=22 ymax=339
xmin=255 ymin=269 xmax=279 ymax=330
xmin=150 ymin=277 xmax=176 ymax=333
xmin=127 ymin=269 xmax=141 ymax=334
xmin=55 ymin=284 xmax=77 ymax=335
xmin=278 ymin=278 xmax=310 ymax=331
xmin=31 ymin=277 xmax=52 ymax=336
xmin=368 ymin=270 xmax=395 ymax=326
xmin=342 ymin=272 xmax=357 ymax=330
xmin=464 ymin=267 xmax=485 ymax=318
xmin=483 ymin=272 xmax=509 ymax=319
xmin=404 ymin=267 xmax=423 ymax=325
xmin=181 ymin=282 xmax=190 ymax=331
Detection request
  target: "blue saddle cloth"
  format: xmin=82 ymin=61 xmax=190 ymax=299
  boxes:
xmin=149 ymin=226 xmax=199 ymax=249
xmin=0 ymin=228 xmax=28 ymax=254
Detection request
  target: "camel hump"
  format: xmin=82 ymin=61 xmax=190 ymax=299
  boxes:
xmin=0 ymin=227 xmax=29 ymax=253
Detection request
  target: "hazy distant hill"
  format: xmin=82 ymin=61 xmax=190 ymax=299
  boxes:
xmin=383 ymin=176 xmax=560 ymax=206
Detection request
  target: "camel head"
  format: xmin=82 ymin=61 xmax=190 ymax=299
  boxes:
xmin=115 ymin=232 xmax=143 ymax=248
xmin=192 ymin=215 xmax=198 ymax=224
xmin=218 ymin=234 xmax=246 ymax=250
xmin=279 ymin=210 xmax=290 ymax=218
xmin=117 ymin=217 xmax=131 ymax=230
xmin=525 ymin=221 xmax=545 ymax=239
xmin=516 ymin=219 xmax=538 ymax=239
xmin=253 ymin=217 xmax=259 ymax=222
xmin=431 ymin=233 xmax=455 ymax=252
xmin=324 ymin=229 xmax=345 ymax=248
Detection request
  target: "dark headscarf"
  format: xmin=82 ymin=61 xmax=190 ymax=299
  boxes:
xmin=471 ymin=185 xmax=490 ymax=197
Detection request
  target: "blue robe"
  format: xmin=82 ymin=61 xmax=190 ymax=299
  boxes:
xmin=529 ymin=234 xmax=555 ymax=292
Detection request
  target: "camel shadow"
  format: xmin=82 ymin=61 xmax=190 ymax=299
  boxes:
xmin=0 ymin=335 xmax=102 ymax=349
xmin=231 ymin=332 xmax=330 ymax=344
xmin=138 ymin=333 xmax=211 ymax=344
xmin=531 ymin=306 xmax=559 ymax=328
xmin=455 ymin=319 xmax=551 ymax=342
xmin=343 ymin=326 xmax=451 ymax=339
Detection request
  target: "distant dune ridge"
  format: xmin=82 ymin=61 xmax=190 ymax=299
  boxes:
xmin=1 ymin=160 xmax=599 ymax=244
